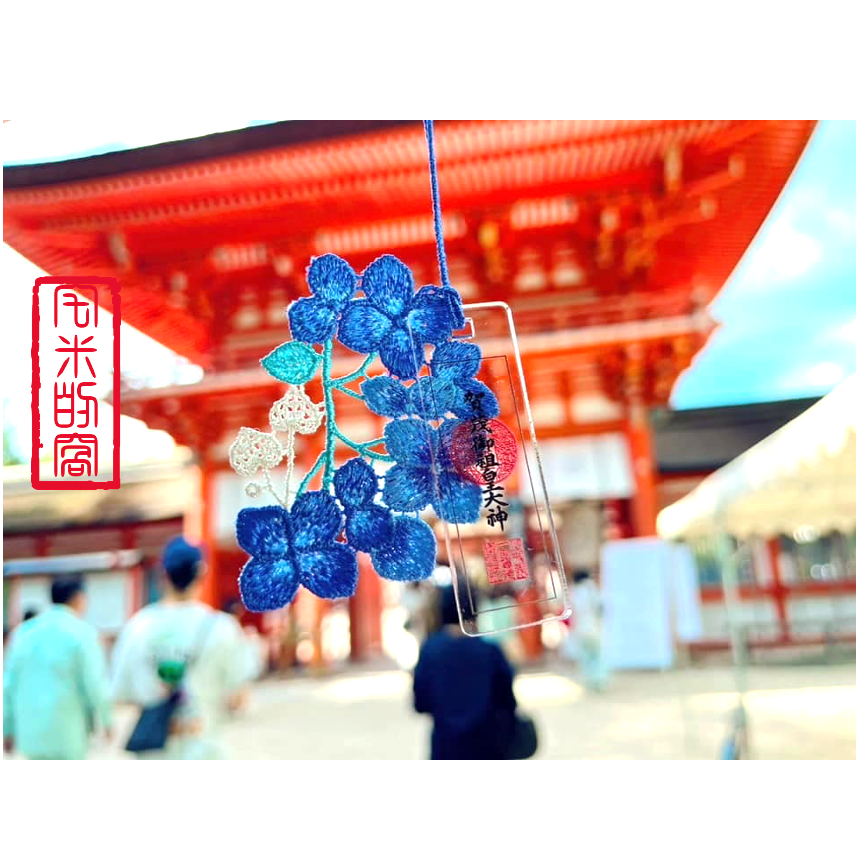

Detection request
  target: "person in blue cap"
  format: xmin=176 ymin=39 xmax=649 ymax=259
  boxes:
xmin=111 ymin=537 xmax=253 ymax=759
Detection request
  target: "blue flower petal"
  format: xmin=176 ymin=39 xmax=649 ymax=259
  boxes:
xmin=307 ymin=254 xmax=356 ymax=310
xmin=409 ymin=376 xmax=456 ymax=420
xmin=239 ymin=557 xmax=300 ymax=612
xmin=450 ymin=379 xmax=501 ymax=420
xmin=371 ymin=516 xmax=436 ymax=582
xmin=287 ymin=296 xmax=338 ymax=344
xmin=384 ymin=418 xmax=434 ymax=465
xmin=361 ymin=375 xmax=409 ymax=418
xmin=440 ymin=286 xmax=466 ymax=330
xmin=415 ymin=285 xmax=465 ymax=331
xmin=299 ymin=544 xmax=359 ymax=599
xmin=361 ymin=254 xmax=414 ymax=317
xmin=346 ymin=504 xmax=394 ymax=552
xmin=433 ymin=471 xmax=482 ymax=524
xmin=236 ymin=506 xmax=290 ymax=559
xmin=382 ymin=464 xmax=435 ymax=512
xmin=334 ymin=458 xmax=379 ymax=508
xmin=430 ymin=340 xmax=482 ymax=381
xmin=408 ymin=288 xmax=457 ymax=345
xmin=378 ymin=324 xmax=423 ymax=379
xmin=289 ymin=491 xmax=344 ymax=550
xmin=338 ymin=299 xmax=393 ymax=354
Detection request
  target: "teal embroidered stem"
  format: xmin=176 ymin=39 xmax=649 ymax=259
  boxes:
xmin=332 ymin=383 xmax=364 ymax=400
xmin=318 ymin=345 xmax=392 ymax=494
xmin=332 ymin=427 xmax=395 ymax=462
xmin=334 ymin=354 xmax=375 ymax=385
xmin=321 ymin=340 xmax=337 ymax=491
xmin=297 ymin=451 xmax=325 ymax=496
xmin=361 ymin=450 xmax=395 ymax=463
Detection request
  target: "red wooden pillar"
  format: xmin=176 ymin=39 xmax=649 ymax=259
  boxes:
xmin=518 ymin=584 xmax=545 ymax=662
xmin=625 ymin=407 xmax=659 ymax=537
xmin=624 ymin=345 xmax=659 ymax=537
xmin=185 ymin=460 xmax=218 ymax=608
xmin=766 ymin=537 xmax=790 ymax=640
xmin=349 ymin=555 xmax=383 ymax=662
xmin=122 ymin=524 xmax=143 ymax=616
xmin=310 ymin=595 xmax=327 ymax=671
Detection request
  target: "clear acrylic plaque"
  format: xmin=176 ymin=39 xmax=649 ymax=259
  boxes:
xmin=409 ymin=301 xmax=570 ymax=636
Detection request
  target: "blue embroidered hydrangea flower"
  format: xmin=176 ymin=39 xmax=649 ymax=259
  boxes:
xmin=237 ymin=492 xmax=358 ymax=611
xmin=333 ymin=457 xmax=436 ymax=581
xmin=333 ymin=458 xmax=393 ymax=552
xmin=381 ymin=418 xmax=481 ymax=523
xmin=233 ymin=250 xmax=488 ymax=612
xmin=361 ymin=374 xmax=455 ymax=421
xmin=339 ymin=255 xmax=462 ymax=379
xmin=360 ymin=375 xmax=410 ymax=418
xmin=288 ymin=254 xmax=358 ymax=344
xmin=430 ymin=340 xmax=500 ymax=420
xmin=370 ymin=515 xmax=436 ymax=582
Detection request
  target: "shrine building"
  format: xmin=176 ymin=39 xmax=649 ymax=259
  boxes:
xmin=3 ymin=120 xmax=817 ymax=658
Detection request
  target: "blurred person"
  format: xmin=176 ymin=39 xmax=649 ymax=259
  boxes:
xmin=3 ymin=578 xmax=112 ymax=760
xmin=567 ymin=569 xmax=606 ymax=691
xmin=413 ymin=585 xmax=535 ymax=759
xmin=223 ymin=598 xmax=267 ymax=681
xmin=3 ymin=606 xmax=41 ymax=661
xmin=111 ymin=537 xmax=254 ymax=759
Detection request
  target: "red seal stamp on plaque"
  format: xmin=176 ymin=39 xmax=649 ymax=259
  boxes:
xmin=484 ymin=537 xmax=530 ymax=585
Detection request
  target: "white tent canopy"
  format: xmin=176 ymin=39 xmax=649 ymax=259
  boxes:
xmin=657 ymin=375 xmax=856 ymax=540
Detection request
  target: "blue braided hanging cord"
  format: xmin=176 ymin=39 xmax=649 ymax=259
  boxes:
xmin=424 ymin=120 xmax=465 ymax=330
xmin=424 ymin=119 xmax=451 ymax=290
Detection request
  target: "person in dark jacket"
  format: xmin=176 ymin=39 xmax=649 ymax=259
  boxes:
xmin=413 ymin=585 xmax=518 ymax=759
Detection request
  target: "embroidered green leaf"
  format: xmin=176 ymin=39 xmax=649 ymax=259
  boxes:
xmin=261 ymin=342 xmax=321 ymax=385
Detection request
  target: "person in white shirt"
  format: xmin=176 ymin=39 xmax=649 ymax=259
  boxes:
xmin=111 ymin=538 xmax=254 ymax=759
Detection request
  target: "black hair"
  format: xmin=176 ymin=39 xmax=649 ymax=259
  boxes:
xmin=439 ymin=585 xmax=461 ymax=626
xmin=162 ymin=536 xmax=204 ymax=592
xmin=22 ymin=608 xmax=39 ymax=622
xmin=573 ymin=569 xmax=592 ymax=584
xmin=51 ymin=577 xmax=84 ymax=605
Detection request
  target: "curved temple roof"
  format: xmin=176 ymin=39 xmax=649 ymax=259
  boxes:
xmin=4 ymin=121 xmax=816 ymax=369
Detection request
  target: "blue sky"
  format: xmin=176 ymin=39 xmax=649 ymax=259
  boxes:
xmin=1 ymin=120 xmax=856 ymax=459
xmin=672 ymin=120 xmax=856 ymax=408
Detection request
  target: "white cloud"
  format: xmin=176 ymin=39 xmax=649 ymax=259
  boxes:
xmin=775 ymin=360 xmax=851 ymax=396
xmin=827 ymin=318 xmax=857 ymax=344
xmin=824 ymin=208 xmax=856 ymax=239
xmin=741 ymin=219 xmax=824 ymax=286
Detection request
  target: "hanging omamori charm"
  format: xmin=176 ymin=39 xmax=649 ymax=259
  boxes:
xmin=229 ymin=122 xmax=500 ymax=612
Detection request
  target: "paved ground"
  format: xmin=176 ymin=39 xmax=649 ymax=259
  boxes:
xmin=87 ymin=659 xmax=855 ymax=760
